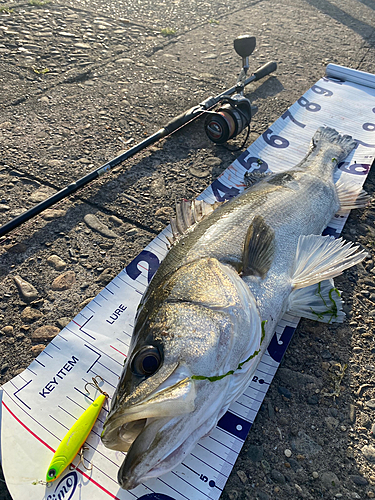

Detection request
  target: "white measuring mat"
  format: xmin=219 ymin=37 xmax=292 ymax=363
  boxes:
xmin=1 ymin=64 xmax=375 ymax=500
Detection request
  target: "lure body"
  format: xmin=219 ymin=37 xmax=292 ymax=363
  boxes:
xmin=46 ymin=393 xmax=106 ymax=482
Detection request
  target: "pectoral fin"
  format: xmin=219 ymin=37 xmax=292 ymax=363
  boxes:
xmin=291 ymin=234 xmax=367 ymax=289
xmin=242 ymin=215 xmax=275 ymax=278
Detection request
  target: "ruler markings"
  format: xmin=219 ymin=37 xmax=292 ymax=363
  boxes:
xmin=170 ymin=470 xmax=217 ymax=500
xmin=3 ymin=388 xmax=60 ymax=442
xmin=196 ymin=443 xmax=235 ymax=466
xmin=63 ymin=328 xmax=123 ymax=367
xmin=188 ymin=452 xmax=228 ymax=479
xmin=110 ymin=345 xmax=127 ymax=358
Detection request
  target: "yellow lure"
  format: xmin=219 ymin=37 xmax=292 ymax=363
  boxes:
xmin=46 ymin=393 xmax=106 ymax=482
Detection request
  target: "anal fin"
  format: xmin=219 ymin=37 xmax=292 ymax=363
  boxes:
xmin=287 ymin=279 xmax=345 ymax=323
xmin=292 ymin=234 xmax=367 ymax=290
xmin=335 ymin=178 xmax=371 ymax=212
xmin=242 ymin=215 xmax=275 ymax=278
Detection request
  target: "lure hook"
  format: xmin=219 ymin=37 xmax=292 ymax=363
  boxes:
xmin=84 ymin=375 xmax=109 ymax=398
xmin=69 ymin=446 xmax=93 ymax=472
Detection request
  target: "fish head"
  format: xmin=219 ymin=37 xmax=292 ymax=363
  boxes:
xmin=101 ymin=258 xmax=261 ymax=489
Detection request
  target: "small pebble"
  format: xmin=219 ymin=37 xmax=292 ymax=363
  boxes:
xmin=29 ymin=186 xmax=56 ymax=203
xmin=270 ymin=469 xmax=286 ymax=484
xmin=278 ymin=386 xmax=292 ymax=399
xmin=125 ymin=227 xmax=138 ymax=236
xmin=307 ymin=394 xmax=319 ymax=405
xmin=13 ymin=275 xmax=39 ymax=302
xmin=41 ymin=209 xmax=66 ymax=220
xmin=362 ymin=445 xmax=375 ymax=463
xmin=51 ymin=271 xmax=76 ymax=291
xmin=295 ymin=483 xmax=303 ymax=494
xmin=236 ymin=470 xmax=248 ymax=484
xmin=284 ymin=449 xmax=292 ymax=458
xmin=84 ymin=213 xmax=117 ymax=238
xmin=109 ymin=215 xmax=123 ymax=226
xmin=1 ymin=325 xmax=14 ymax=336
xmin=321 ymin=471 xmax=340 ymax=489
xmin=349 ymin=474 xmax=368 ymax=486
xmin=349 ymin=404 xmax=356 ymax=423
xmin=1 ymin=363 xmax=9 ymax=374
xmin=31 ymin=325 xmax=59 ymax=341
xmin=368 ymin=491 xmax=375 ymax=498
xmin=312 ymin=471 xmax=319 ymax=479
xmin=56 ymin=317 xmax=70 ymax=329
xmin=31 ymin=344 xmax=45 ymax=355
xmin=47 ymin=254 xmax=67 ymax=271
xmin=256 ymin=492 xmax=269 ymax=500
xmin=96 ymin=268 xmax=115 ymax=284
xmin=79 ymin=297 xmax=94 ymax=309
xmin=21 ymin=307 xmax=43 ymax=323
xmin=247 ymin=444 xmax=264 ymax=462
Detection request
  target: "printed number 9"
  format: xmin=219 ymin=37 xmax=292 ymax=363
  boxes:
xmin=311 ymin=85 xmax=333 ymax=97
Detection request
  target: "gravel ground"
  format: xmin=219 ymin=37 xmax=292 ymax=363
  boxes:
xmin=0 ymin=0 xmax=375 ymax=499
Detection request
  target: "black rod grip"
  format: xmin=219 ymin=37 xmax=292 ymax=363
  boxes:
xmin=253 ymin=61 xmax=277 ymax=81
xmin=163 ymin=105 xmax=206 ymax=134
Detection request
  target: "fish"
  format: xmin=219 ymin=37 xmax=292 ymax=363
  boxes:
xmin=101 ymin=126 xmax=369 ymax=490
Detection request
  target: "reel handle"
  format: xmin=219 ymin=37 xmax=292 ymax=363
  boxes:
xmin=252 ymin=61 xmax=277 ymax=82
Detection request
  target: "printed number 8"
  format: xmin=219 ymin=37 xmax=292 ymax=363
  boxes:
xmin=298 ymin=97 xmax=321 ymax=112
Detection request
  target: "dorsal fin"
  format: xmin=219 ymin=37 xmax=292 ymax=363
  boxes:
xmin=244 ymin=171 xmax=271 ymax=188
xmin=242 ymin=215 xmax=275 ymax=278
xmin=170 ymin=199 xmax=221 ymax=243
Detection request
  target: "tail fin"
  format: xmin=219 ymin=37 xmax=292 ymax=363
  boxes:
xmin=312 ymin=127 xmax=357 ymax=160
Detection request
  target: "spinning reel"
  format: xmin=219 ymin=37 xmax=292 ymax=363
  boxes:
xmin=204 ymin=35 xmax=256 ymax=146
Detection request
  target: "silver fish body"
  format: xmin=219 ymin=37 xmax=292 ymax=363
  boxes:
xmin=101 ymin=127 xmax=367 ymax=489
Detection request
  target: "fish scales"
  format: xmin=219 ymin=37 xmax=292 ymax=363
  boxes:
xmin=101 ymin=126 xmax=368 ymax=490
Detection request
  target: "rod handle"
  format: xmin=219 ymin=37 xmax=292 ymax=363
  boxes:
xmin=164 ymin=106 xmax=204 ymax=134
xmin=253 ymin=61 xmax=277 ymax=81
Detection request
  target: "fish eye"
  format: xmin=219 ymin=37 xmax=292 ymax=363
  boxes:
xmin=131 ymin=346 xmax=161 ymax=377
xmin=47 ymin=468 xmax=56 ymax=479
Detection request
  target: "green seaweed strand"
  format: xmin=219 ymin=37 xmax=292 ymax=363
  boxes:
xmin=310 ymin=282 xmax=340 ymax=323
xmin=191 ymin=320 xmax=267 ymax=382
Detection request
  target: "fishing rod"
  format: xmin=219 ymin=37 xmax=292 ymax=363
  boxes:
xmin=0 ymin=35 xmax=277 ymax=239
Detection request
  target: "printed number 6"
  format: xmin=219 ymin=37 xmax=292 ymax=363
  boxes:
xmin=262 ymin=128 xmax=289 ymax=149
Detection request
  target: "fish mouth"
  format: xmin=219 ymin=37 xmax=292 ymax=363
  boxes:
xmin=101 ymin=365 xmax=195 ymax=452
xmin=117 ymin=409 xmax=219 ymax=490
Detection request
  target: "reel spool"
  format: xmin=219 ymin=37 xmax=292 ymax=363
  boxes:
xmin=204 ymin=95 xmax=252 ymax=144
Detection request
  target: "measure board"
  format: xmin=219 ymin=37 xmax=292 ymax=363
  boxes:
xmin=1 ymin=63 xmax=375 ymax=500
